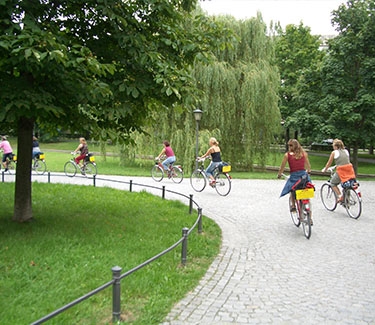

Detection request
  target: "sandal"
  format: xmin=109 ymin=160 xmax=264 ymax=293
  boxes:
xmin=337 ymin=196 xmax=343 ymax=204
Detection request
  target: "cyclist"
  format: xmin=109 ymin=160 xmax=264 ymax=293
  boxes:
xmin=32 ymin=136 xmax=42 ymax=159
xmin=72 ymin=137 xmax=89 ymax=166
xmin=0 ymin=136 xmax=13 ymax=172
xmin=155 ymin=140 xmax=176 ymax=171
xmin=277 ymin=139 xmax=311 ymax=211
xmin=321 ymin=138 xmax=354 ymax=203
xmin=199 ymin=137 xmax=222 ymax=186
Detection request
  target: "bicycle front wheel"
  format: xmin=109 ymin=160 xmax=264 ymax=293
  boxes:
xmin=64 ymin=161 xmax=77 ymax=177
xmin=33 ymin=159 xmax=46 ymax=175
xmin=171 ymin=166 xmax=183 ymax=184
xmin=84 ymin=162 xmax=97 ymax=177
xmin=214 ymin=173 xmax=231 ymax=196
xmin=300 ymin=201 xmax=312 ymax=239
xmin=289 ymin=195 xmax=301 ymax=227
xmin=344 ymin=188 xmax=362 ymax=219
xmin=151 ymin=165 xmax=164 ymax=182
xmin=190 ymin=169 xmax=206 ymax=192
xmin=320 ymin=183 xmax=337 ymax=211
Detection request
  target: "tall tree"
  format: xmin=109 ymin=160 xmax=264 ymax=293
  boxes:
xmin=0 ymin=0 xmax=216 ymax=222
xmin=318 ymin=0 xmax=375 ymax=171
xmin=274 ymin=23 xmax=324 ymax=148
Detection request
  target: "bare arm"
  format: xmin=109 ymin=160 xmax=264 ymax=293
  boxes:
xmin=277 ymin=153 xmax=288 ymax=178
xmin=200 ymin=147 xmax=213 ymax=159
xmin=322 ymin=151 xmax=335 ymax=172
xmin=156 ymin=148 xmax=166 ymax=159
xmin=73 ymin=143 xmax=82 ymax=153
xmin=304 ymin=152 xmax=311 ymax=173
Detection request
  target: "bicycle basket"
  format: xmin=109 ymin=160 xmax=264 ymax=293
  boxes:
xmin=39 ymin=153 xmax=45 ymax=160
xmin=219 ymin=162 xmax=231 ymax=173
xmin=12 ymin=154 xmax=17 ymax=161
xmin=295 ymin=188 xmax=315 ymax=200
xmin=85 ymin=153 xmax=95 ymax=162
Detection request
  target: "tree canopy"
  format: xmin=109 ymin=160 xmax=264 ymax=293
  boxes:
xmin=0 ymin=0 xmax=225 ymax=221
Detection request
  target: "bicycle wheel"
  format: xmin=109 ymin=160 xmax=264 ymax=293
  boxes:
xmin=84 ymin=162 xmax=97 ymax=177
xmin=190 ymin=169 xmax=207 ymax=192
xmin=33 ymin=159 xmax=46 ymax=175
xmin=171 ymin=166 xmax=183 ymax=184
xmin=320 ymin=183 xmax=337 ymax=211
xmin=64 ymin=161 xmax=77 ymax=177
xmin=344 ymin=188 xmax=362 ymax=219
xmin=300 ymin=201 xmax=312 ymax=239
xmin=151 ymin=165 xmax=164 ymax=182
xmin=289 ymin=195 xmax=300 ymax=227
xmin=214 ymin=172 xmax=231 ymax=196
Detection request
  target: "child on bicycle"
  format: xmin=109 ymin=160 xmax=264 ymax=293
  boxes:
xmin=156 ymin=141 xmax=176 ymax=171
xmin=277 ymin=139 xmax=311 ymax=211
xmin=0 ymin=136 xmax=13 ymax=172
xmin=199 ymin=137 xmax=222 ymax=186
xmin=73 ymin=137 xmax=89 ymax=166
xmin=32 ymin=136 xmax=42 ymax=159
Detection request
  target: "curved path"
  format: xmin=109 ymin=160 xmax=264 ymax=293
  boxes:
xmin=14 ymin=173 xmax=375 ymax=324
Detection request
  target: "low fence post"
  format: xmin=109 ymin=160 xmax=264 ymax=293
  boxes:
xmin=198 ymin=208 xmax=203 ymax=234
xmin=129 ymin=180 xmax=133 ymax=192
xmin=48 ymin=171 xmax=51 ymax=183
xmin=1 ymin=171 xmax=4 ymax=183
xmin=181 ymin=227 xmax=189 ymax=266
xmin=112 ymin=266 xmax=122 ymax=323
xmin=162 ymin=186 xmax=165 ymax=199
xmin=93 ymin=175 xmax=96 ymax=187
xmin=189 ymin=194 xmax=193 ymax=214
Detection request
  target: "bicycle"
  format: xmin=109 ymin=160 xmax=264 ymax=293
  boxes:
xmin=32 ymin=152 xmax=47 ymax=175
xmin=151 ymin=157 xmax=183 ymax=183
xmin=281 ymin=173 xmax=314 ymax=239
xmin=190 ymin=157 xmax=232 ymax=196
xmin=64 ymin=152 xmax=97 ymax=177
xmin=320 ymin=165 xmax=362 ymax=219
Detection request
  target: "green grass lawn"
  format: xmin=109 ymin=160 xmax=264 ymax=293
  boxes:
xmin=0 ymin=183 xmax=221 ymax=324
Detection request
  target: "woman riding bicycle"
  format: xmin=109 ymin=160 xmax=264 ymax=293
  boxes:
xmin=199 ymin=137 xmax=222 ymax=186
xmin=73 ymin=137 xmax=89 ymax=166
xmin=155 ymin=140 xmax=176 ymax=171
xmin=0 ymin=136 xmax=13 ymax=172
xmin=321 ymin=138 xmax=354 ymax=203
xmin=277 ymin=139 xmax=311 ymax=211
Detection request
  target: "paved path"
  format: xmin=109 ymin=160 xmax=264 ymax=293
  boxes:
xmin=9 ymin=172 xmax=375 ymax=324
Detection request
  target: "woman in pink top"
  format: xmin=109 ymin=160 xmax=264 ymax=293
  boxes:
xmin=0 ymin=136 xmax=13 ymax=171
xmin=156 ymin=140 xmax=176 ymax=171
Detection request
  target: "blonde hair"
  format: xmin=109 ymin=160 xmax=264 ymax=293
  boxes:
xmin=79 ymin=137 xmax=87 ymax=144
xmin=333 ymin=139 xmax=344 ymax=150
xmin=288 ymin=139 xmax=305 ymax=159
xmin=210 ymin=137 xmax=219 ymax=146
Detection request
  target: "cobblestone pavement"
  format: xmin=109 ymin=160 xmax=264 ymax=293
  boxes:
xmin=15 ymin=172 xmax=375 ymax=324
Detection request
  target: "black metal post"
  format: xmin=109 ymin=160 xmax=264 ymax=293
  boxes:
xmin=189 ymin=194 xmax=193 ymax=214
xmin=181 ymin=227 xmax=189 ymax=266
xmin=112 ymin=266 xmax=122 ymax=323
xmin=129 ymin=180 xmax=133 ymax=192
xmin=162 ymin=185 xmax=165 ymax=199
xmin=48 ymin=171 xmax=51 ymax=183
xmin=198 ymin=207 xmax=203 ymax=234
xmin=93 ymin=174 xmax=96 ymax=187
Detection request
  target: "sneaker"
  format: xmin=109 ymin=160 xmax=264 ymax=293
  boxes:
xmin=209 ymin=180 xmax=216 ymax=187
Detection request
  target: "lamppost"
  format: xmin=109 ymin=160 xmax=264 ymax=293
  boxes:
xmin=193 ymin=108 xmax=203 ymax=169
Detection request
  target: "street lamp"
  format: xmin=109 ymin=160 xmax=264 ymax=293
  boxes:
xmin=193 ymin=108 xmax=203 ymax=169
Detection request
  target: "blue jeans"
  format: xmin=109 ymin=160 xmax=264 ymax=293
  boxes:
xmin=205 ymin=161 xmax=221 ymax=178
xmin=162 ymin=156 xmax=176 ymax=170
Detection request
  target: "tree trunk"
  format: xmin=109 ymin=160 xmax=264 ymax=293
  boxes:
xmin=13 ymin=117 xmax=34 ymax=222
xmin=351 ymin=145 xmax=358 ymax=175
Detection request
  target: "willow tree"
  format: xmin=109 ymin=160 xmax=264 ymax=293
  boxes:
xmin=193 ymin=15 xmax=281 ymax=169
